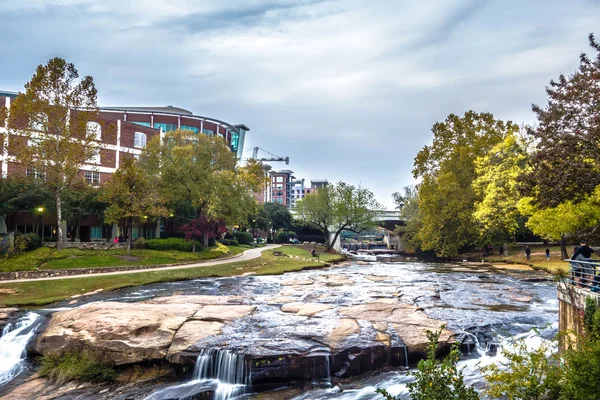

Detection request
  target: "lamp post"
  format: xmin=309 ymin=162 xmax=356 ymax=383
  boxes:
xmin=36 ymin=206 xmax=44 ymax=241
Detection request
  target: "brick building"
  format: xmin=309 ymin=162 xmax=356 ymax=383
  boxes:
xmin=0 ymin=90 xmax=250 ymax=241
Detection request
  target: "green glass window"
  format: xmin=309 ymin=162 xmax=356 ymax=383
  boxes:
xmin=91 ymin=226 xmax=103 ymax=239
xmin=131 ymin=121 xmax=151 ymax=127
xmin=181 ymin=125 xmax=199 ymax=133
xmin=154 ymin=123 xmax=177 ymax=132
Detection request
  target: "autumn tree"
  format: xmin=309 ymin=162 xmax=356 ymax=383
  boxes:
xmin=413 ymin=111 xmax=519 ymax=256
xmin=142 ymin=130 xmax=262 ymax=248
xmin=1 ymin=58 xmax=112 ymax=250
xmin=472 ymin=133 xmax=530 ymax=245
xmin=296 ymin=182 xmax=382 ymax=251
xmin=520 ymin=33 xmax=600 ymax=209
xmin=101 ymin=157 xmax=168 ymax=255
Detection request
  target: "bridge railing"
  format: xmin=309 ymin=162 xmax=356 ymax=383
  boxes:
xmin=565 ymin=258 xmax=600 ymax=292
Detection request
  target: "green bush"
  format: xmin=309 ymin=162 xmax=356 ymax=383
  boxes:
xmin=145 ymin=238 xmax=193 ymax=252
xmin=229 ymin=239 xmax=239 ymax=246
xmin=39 ymin=351 xmax=117 ymax=384
xmin=234 ymin=231 xmax=254 ymax=245
xmin=14 ymin=233 xmax=41 ymax=252
xmin=133 ymin=237 xmax=146 ymax=249
xmin=220 ymin=239 xmax=231 ymax=246
xmin=275 ymin=231 xmax=296 ymax=244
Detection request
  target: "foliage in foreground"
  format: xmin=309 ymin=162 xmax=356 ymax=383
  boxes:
xmin=39 ymin=351 xmax=117 ymax=385
xmin=377 ymin=327 xmax=478 ymax=400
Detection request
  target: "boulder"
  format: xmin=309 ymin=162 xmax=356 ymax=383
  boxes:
xmin=327 ymin=318 xmax=360 ymax=348
xmin=167 ymin=320 xmax=223 ymax=363
xmin=35 ymin=301 xmax=198 ymax=365
xmin=143 ymin=295 xmax=243 ymax=305
xmin=280 ymin=279 xmax=314 ymax=286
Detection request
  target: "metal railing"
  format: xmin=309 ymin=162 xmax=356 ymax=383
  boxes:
xmin=566 ymin=258 xmax=600 ymax=292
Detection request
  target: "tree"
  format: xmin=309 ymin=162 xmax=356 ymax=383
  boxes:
xmin=377 ymin=327 xmax=478 ymax=400
xmin=472 ymin=133 xmax=530 ymax=245
xmin=520 ymin=33 xmax=600 ymax=208
xmin=0 ymin=176 xmax=52 ymax=232
xmin=62 ymin=184 xmax=108 ymax=242
xmin=296 ymin=182 xmax=382 ymax=251
xmin=263 ymin=202 xmax=292 ymax=231
xmin=142 ymin=130 xmax=262 ymax=248
xmin=392 ymin=186 xmax=422 ymax=253
xmin=101 ymin=157 xmax=168 ymax=255
xmin=180 ymin=216 xmax=226 ymax=252
xmin=2 ymin=58 xmax=112 ymax=250
xmin=413 ymin=111 xmax=519 ymax=256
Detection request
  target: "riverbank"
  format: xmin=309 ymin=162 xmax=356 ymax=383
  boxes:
xmin=0 ymin=245 xmax=345 ymax=307
xmin=461 ymin=245 xmax=568 ymax=275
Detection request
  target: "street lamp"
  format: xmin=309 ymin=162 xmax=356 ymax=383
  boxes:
xmin=36 ymin=206 xmax=45 ymax=240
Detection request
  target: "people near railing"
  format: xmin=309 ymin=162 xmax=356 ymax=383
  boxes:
xmin=571 ymin=242 xmax=595 ymax=288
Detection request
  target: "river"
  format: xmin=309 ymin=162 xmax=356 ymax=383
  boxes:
xmin=0 ymin=258 xmax=558 ymax=399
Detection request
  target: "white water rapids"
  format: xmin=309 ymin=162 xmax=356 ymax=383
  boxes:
xmin=0 ymin=312 xmax=43 ymax=387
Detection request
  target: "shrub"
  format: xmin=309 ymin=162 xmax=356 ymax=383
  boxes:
xmin=133 ymin=237 xmax=146 ymax=249
xmin=14 ymin=233 xmax=41 ymax=252
xmin=220 ymin=239 xmax=231 ymax=246
xmin=145 ymin=238 xmax=193 ymax=252
xmin=234 ymin=231 xmax=254 ymax=245
xmin=39 ymin=351 xmax=117 ymax=384
xmin=228 ymin=239 xmax=239 ymax=246
xmin=275 ymin=231 xmax=296 ymax=244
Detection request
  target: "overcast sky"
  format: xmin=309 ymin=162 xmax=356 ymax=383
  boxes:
xmin=2 ymin=0 xmax=599 ymax=208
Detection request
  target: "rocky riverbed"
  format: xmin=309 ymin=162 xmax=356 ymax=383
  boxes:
xmin=0 ymin=259 xmax=558 ymax=399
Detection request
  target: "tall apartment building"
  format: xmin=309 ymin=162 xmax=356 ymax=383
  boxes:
xmin=269 ymin=170 xmax=295 ymax=208
xmin=0 ymin=89 xmax=250 ymax=241
xmin=290 ymin=179 xmax=329 ymax=208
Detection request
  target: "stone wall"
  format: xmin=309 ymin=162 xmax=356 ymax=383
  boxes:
xmin=42 ymin=242 xmax=128 ymax=250
xmin=557 ymin=281 xmax=600 ymax=349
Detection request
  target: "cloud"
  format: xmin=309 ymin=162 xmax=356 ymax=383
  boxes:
xmin=2 ymin=0 xmax=600 ymax=208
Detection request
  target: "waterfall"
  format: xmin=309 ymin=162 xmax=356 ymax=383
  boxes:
xmin=311 ymin=354 xmax=331 ymax=385
xmin=145 ymin=349 xmax=250 ymax=400
xmin=0 ymin=312 xmax=43 ymax=387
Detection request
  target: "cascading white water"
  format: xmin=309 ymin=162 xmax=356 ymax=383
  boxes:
xmin=0 ymin=312 xmax=43 ymax=387
xmin=145 ymin=349 xmax=250 ymax=400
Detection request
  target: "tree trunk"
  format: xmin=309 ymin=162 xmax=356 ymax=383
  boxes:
xmin=330 ymin=230 xmax=343 ymax=253
xmin=127 ymin=218 xmax=133 ymax=257
xmin=324 ymin=229 xmax=331 ymax=251
xmin=192 ymin=239 xmax=196 ymax=253
xmin=56 ymin=190 xmax=63 ymax=251
xmin=203 ymin=233 xmax=209 ymax=249
xmin=560 ymin=237 xmax=568 ymax=260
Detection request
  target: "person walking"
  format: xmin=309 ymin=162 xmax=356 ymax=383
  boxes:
xmin=525 ymin=246 xmax=531 ymax=260
xmin=545 ymin=248 xmax=550 ymax=260
xmin=571 ymin=243 xmax=595 ymax=288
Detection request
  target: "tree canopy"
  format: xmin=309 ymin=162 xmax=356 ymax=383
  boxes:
xmin=296 ymin=182 xmax=382 ymax=250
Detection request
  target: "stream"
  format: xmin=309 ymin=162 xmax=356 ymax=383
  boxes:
xmin=0 ymin=259 xmax=558 ymax=399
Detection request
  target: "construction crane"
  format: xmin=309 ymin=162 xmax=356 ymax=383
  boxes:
xmin=251 ymin=147 xmax=289 ymax=164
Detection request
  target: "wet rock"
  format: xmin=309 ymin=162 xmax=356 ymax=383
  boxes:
xmin=328 ymin=318 xmax=360 ymax=347
xmin=265 ymin=296 xmax=298 ymax=305
xmin=144 ymin=295 xmax=244 ymax=305
xmin=509 ymin=295 xmax=533 ymax=303
xmin=366 ymin=276 xmax=392 ymax=282
xmin=192 ymin=305 xmax=256 ymax=323
xmin=280 ymin=279 xmax=314 ymax=286
xmin=356 ymin=261 xmax=370 ymax=265
xmin=319 ymin=275 xmax=353 ymax=286
xmin=167 ymin=320 xmax=223 ymax=363
xmin=280 ymin=303 xmax=333 ymax=317
xmin=242 ymin=272 xmax=257 ymax=276
xmin=0 ymin=307 xmax=18 ymax=325
xmin=36 ymin=301 xmax=198 ymax=365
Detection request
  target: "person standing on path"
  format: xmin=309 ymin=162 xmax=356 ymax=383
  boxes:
xmin=545 ymin=248 xmax=550 ymax=260
xmin=525 ymin=246 xmax=531 ymax=260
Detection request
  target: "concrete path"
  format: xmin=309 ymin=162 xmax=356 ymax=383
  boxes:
xmin=1 ymin=244 xmax=281 ymax=284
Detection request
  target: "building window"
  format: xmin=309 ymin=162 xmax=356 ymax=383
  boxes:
xmin=276 ymin=184 xmax=283 ymax=190
xmin=91 ymin=226 xmax=103 ymax=239
xmin=275 ymin=198 xmax=283 ymax=204
xmin=202 ymin=128 xmax=214 ymax=135
xmin=154 ymin=123 xmax=177 ymax=132
xmin=87 ymin=151 xmax=101 ymax=165
xmin=131 ymin=121 xmax=151 ymax=127
xmin=276 ymin=177 xmax=283 ymax=183
xmin=85 ymin=170 xmax=100 ymax=186
xmin=181 ymin=125 xmax=199 ymax=133
xmin=276 ymin=191 xmax=283 ymax=197
xmin=26 ymin=168 xmax=45 ymax=180
xmin=134 ymin=132 xmax=147 ymax=148
xmin=86 ymin=121 xmax=102 ymax=140
xmin=131 ymin=227 xmax=139 ymax=240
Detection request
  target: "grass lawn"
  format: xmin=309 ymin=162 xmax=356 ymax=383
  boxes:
xmin=465 ymin=245 xmax=569 ymax=275
xmin=278 ymin=244 xmax=345 ymax=263
xmin=0 ymin=245 xmax=252 ymax=273
xmin=0 ymin=250 xmax=325 ymax=307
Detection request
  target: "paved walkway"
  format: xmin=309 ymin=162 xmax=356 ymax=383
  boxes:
xmin=1 ymin=244 xmax=281 ymax=284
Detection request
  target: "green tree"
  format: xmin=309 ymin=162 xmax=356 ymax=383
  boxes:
xmin=0 ymin=176 xmax=52 ymax=232
xmin=472 ymin=133 xmax=529 ymax=245
xmin=1 ymin=58 xmax=112 ymax=250
xmin=62 ymin=184 xmax=108 ymax=242
xmin=520 ymin=33 xmax=600 ymax=209
xmin=481 ymin=338 xmax=562 ymax=400
xmin=392 ymin=186 xmax=422 ymax=253
xmin=413 ymin=111 xmax=519 ymax=256
xmin=296 ymin=182 xmax=382 ymax=251
xmin=377 ymin=327 xmax=478 ymax=400
xmin=142 ymin=130 xmax=262 ymax=247
xmin=263 ymin=202 xmax=292 ymax=231
xmin=101 ymin=157 xmax=168 ymax=255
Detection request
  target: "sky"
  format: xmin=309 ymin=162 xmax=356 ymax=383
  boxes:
xmin=1 ymin=0 xmax=600 ymax=208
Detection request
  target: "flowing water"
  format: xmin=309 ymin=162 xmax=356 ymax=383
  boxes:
xmin=0 ymin=259 xmax=559 ymax=399
xmin=0 ymin=312 xmax=44 ymax=387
